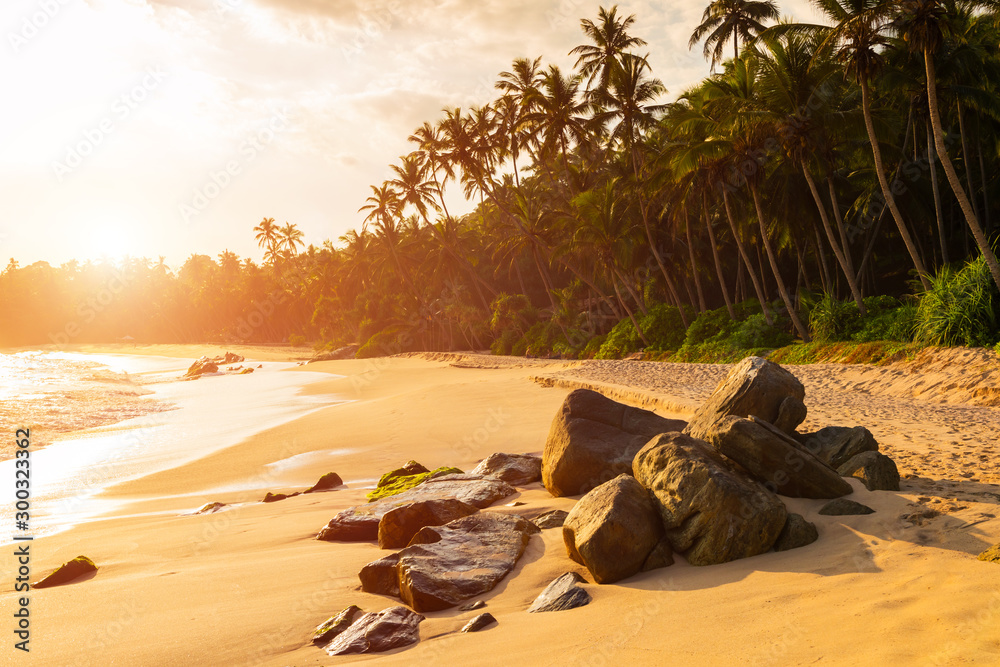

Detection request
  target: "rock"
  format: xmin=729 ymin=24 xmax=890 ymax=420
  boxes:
xmin=309 ymin=344 xmax=359 ymax=363
xmin=317 ymin=474 xmax=516 ymax=542
xmin=563 ymin=474 xmax=666 ymax=584
xmin=543 ymin=388 xmax=686 ymax=497
xmin=378 ymin=498 xmax=480 ymax=549
xmin=359 ymin=513 xmax=537 ymax=612
xmin=506 ymin=501 xmax=526 ymax=507
xmin=33 ymin=555 xmax=98 ymax=589
xmin=634 ymin=432 xmax=788 ymax=566
xmin=698 ymin=416 xmax=853 ymax=499
xmin=263 ymin=491 xmax=301 ymax=503
xmin=324 ymin=606 xmax=424 ymax=656
xmin=184 ymin=357 xmax=219 ymax=378
xmin=458 ymin=600 xmax=485 ymax=612
xmin=819 ymin=498 xmax=875 ymax=515
xmin=838 ymin=452 xmax=900 ymax=492
xmin=305 ymin=472 xmax=344 ymax=493
xmin=642 ymin=537 xmax=676 ymax=571
xmin=685 ymin=356 xmax=806 ymax=439
xmin=978 ymin=544 xmax=1000 ymax=563
xmin=368 ymin=465 xmax=463 ymax=501
xmin=192 ymin=502 xmax=226 ymax=514
xmin=312 ymin=605 xmax=363 ymax=646
xmin=223 ymin=351 xmax=244 ymax=364
xmin=773 ymin=513 xmax=819 ymax=552
xmin=472 ymin=453 xmax=542 ymax=486
xmin=527 ymin=572 xmax=591 ymax=613
xmin=798 ymin=426 xmax=879 ymax=469
xmin=461 ymin=613 xmax=497 ymax=633
xmin=531 ymin=510 xmax=568 ymax=530
xmin=378 ymin=460 xmax=430 ymax=487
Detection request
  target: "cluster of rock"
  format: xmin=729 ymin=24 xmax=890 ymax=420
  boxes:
xmin=549 ymin=356 xmax=900 ymax=583
xmin=262 ymin=472 xmax=344 ymax=503
xmin=184 ymin=352 xmax=246 ymax=378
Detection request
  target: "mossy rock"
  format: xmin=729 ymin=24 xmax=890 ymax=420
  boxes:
xmin=978 ymin=544 xmax=1000 ymax=563
xmin=33 ymin=555 xmax=98 ymax=589
xmin=367 ymin=466 xmax=463 ymax=502
xmin=377 ymin=461 xmax=430 ymax=489
xmin=313 ymin=605 xmax=363 ymax=646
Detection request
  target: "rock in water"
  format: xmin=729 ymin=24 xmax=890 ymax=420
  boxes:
xmin=184 ymin=357 xmax=218 ymax=378
xmin=359 ymin=513 xmax=537 ymax=612
xmin=563 ymin=474 xmax=666 ymax=584
xmin=324 ymin=606 xmax=424 ymax=656
xmin=378 ymin=498 xmax=480 ymax=549
xmin=33 ymin=556 xmax=98 ymax=588
xmin=837 ymin=452 xmax=900 ymax=491
xmin=472 ymin=453 xmax=542 ymax=486
xmin=461 ymin=613 xmax=497 ymax=633
xmin=798 ymin=426 xmax=879 ymax=469
xmin=819 ymin=499 xmax=875 ymax=516
xmin=317 ymin=474 xmax=515 ymax=542
xmin=699 ymin=416 xmax=853 ymax=499
xmin=634 ymin=432 xmax=788 ymax=566
xmin=543 ymin=388 xmax=686 ymax=497
xmin=978 ymin=544 xmax=1000 ymax=563
xmin=531 ymin=509 xmax=569 ymax=530
xmin=773 ymin=513 xmax=819 ymax=552
xmin=685 ymin=356 xmax=806 ymax=439
xmin=312 ymin=605 xmax=363 ymax=646
xmin=527 ymin=572 xmax=591 ymax=613
xmin=305 ymin=472 xmax=344 ymax=493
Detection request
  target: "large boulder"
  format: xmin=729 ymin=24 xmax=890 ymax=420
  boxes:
xmin=527 ymin=572 xmax=591 ymax=613
xmin=33 ymin=556 xmax=98 ymax=589
xmin=685 ymin=356 xmax=806 ymax=440
xmin=377 ymin=499 xmax=479 ymax=549
xmin=837 ymin=452 xmax=900 ymax=491
xmin=472 ymin=453 xmax=542 ymax=487
xmin=543 ymin=389 xmax=686 ymax=497
xmin=634 ymin=432 xmax=787 ymax=566
xmin=317 ymin=474 xmax=515 ymax=542
xmin=698 ymin=416 xmax=853 ymax=499
xmin=359 ymin=513 xmax=537 ymax=612
xmin=798 ymin=426 xmax=879 ymax=469
xmin=563 ymin=474 xmax=667 ymax=584
xmin=324 ymin=606 xmax=424 ymax=656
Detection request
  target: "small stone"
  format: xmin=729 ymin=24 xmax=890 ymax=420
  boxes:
xmin=263 ymin=491 xmax=301 ymax=503
xmin=461 ymin=613 xmax=497 ymax=633
xmin=773 ymin=513 xmax=819 ymax=551
xmin=305 ymin=472 xmax=344 ymax=493
xmin=312 ymin=605 xmax=363 ymax=646
xmin=978 ymin=544 xmax=1000 ymax=563
xmin=458 ymin=600 xmax=485 ymax=612
xmin=33 ymin=556 xmax=98 ymax=589
xmin=531 ymin=510 xmax=568 ymax=530
xmin=527 ymin=572 xmax=591 ymax=613
xmin=819 ymin=499 xmax=875 ymax=516
xmin=506 ymin=501 xmax=526 ymax=507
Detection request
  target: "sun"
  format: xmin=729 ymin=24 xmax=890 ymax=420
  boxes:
xmin=79 ymin=214 xmax=142 ymax=261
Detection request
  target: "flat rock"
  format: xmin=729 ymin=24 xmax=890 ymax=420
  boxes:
xmin=360 ymin=513 xmax=537 ymax=612
xmin=527 ymin=572 xmax=591 ymax=613
xmin=978 ymin=544 xmax=1000 ymax=563
xmin=838 ymin=451 xmax=900 ymax=491
xmin=563 ymin=474 xmax=666 ymax=584
xmin=798 ymin=426 xmax=879 ymax=469
xmin=33 ymin=555 xmax=98 ymax=589
xmin=634 ymin=432 xmax=788 ymax=566
xmin=312 ymin=605 xmax=363 ymax=646
xmin=317 ymin=475 xmax=515 ymax=542
xmin=774 ymin=513 xmax=819 ymax=551
xmin=305 ymin=472 xmax=344 ymax=493
xmin=324 ymin=606 xmax=424 ymax=656
xmin=378 ymin=498 xmax=479 ymax=549
xmin=699 ymin=416 xmax=853 ymax=499
xmin=542 ymin=388 xmax=686 ymax=497
xmin=531 ymin=509 xmax=568 ymax=530
xmin=473 ymin=453 xmax=542 ymax=486
xmin=461 ymin=613 xmax=497 ymax=633
xmin=819 ymin=498 xmax=875 ymax=515
xmin=685 ymin=356 xmax=806 ymax=439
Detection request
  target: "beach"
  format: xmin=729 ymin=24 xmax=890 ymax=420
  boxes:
xmin=2 ymin=345 xmax=999 ymax=665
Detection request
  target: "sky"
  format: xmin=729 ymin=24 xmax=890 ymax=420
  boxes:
xmin=0 ymin=0 xmax=824 ymax=269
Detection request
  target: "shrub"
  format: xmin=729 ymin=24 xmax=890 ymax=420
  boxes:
xmin=729 ymin=313 xmax=794 ymax=349
xmin=915 ymin=256 xmax=999 ymax=347
xmin=580 ymin=334 xmax=607 ymax=359
xmin=596 ymin=316 xmax=642 ymax=359
xmin=288 ymin=334 xmax=306 ymax=347
xmin=639 ymin=304 xmax=689 ymax=351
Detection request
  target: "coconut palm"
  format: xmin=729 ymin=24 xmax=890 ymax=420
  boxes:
xmin=280 ymin=223 xmax=304 ymax=257
xmin=689 ymin=0 xmax=780 ymax=69
xmin=570 ymin=5 xmax=648 ymax=92
xmin=253 ymin=217 xmax=280 ymax=263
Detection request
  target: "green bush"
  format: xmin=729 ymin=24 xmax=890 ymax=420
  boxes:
xmin=810 ymin=294 xmax=913 ymax=344
xmin=596 ymin=316 xmax=642 ymax=359
xmin=915 ymin=256 xmax=999 ymax=347
xmin=639 ymin=304 xmax=689 ymax=351
xmin=580 ymin=334 xmax=607 ymax=359
xmin=853 ymin=305 xmax=916 ymax=343
xmin=729 ymin=313 xmax=794 ymax=349
xmin=288 ymin=334 xmax=306 ymax=347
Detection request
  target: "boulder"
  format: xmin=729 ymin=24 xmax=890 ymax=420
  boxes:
xmin=305 ymin=472 xmax=344 ymax=493
xmin=634 ymin=432 xmax=787 ymax=566
xmin=184 ymin=357 xmax=218 ymax=378
xmin=531 ymin=509 xmax=568 ymax=530
xmin=461 ymin=613 xmax=497 ymax=633
xmin=798 ymin=426 xmax=879 ymax=469
xmin=838 ymin=452 xmax=900 ymax=492
xmin=318 ymin=474 xmax=516 ymax=542
xmin=563 ymin=474 xmax=666 ymax=584
xmin=685 ymin=356 xmax=806 ymax=439
xmin=222 ymin=352 xmax=244 ymax=364
xmin=698 ymin=416 xmax=853 ymax=499
xmin=978 ymin=544 xmax=1000 ymax=563
xmin=368 ymin=466 xmax=463 ymax=501
xmin=312 ymin=605 xmax=363 ymax=646
xmin=527 ymin=572 xmax=591 ymax=613
xmin=819 ymin=499 xmax=875 ymax=515
xmin=543 ymin=388 xmax=686 ymax=497
xmin=360 ymin=513 xmax=537 ymax=612
xmin=33 ymin=556 xmax=98 ymax=589
xmin=309 ymin=344 xmax=360 ymax=363
xmin=378 ymin=499 xmax=480 ymax=549
xmin=773 ymin=513 xmax=819 ymax=552
xmin=378 ymin=461 xmax=431 ymax=488
xmin=642 ymin=537 xmax=676 ymax=571
xmin=472 ymin=453 xmax=542 ymax=487
xmin=324 ymin=606 xmax=424 ymax=656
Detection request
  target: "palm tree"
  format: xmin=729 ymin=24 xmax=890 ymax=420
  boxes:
xmin=496 ymin=57 xmax=545 ymax=185
xmin=689 ymin=0 xmax=780 ymax=69
xmin=253 ymin=217 xmax=280 ymax=263
xmin=280 ymin=223 xmax=304 ymax=257
xmin=523 ymin=65 xmax=591 ymax=179
xmin=570 ymin=5 xmax=648 ymax=92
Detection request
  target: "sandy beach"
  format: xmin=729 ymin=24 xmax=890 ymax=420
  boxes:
xmin=3 ymin=345 xmax=1000 ymax=665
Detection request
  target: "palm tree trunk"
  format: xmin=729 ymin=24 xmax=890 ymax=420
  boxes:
xmin=813 ymin=226 xmax=832 ymax=295
xmin=802 ymin=165 xmax=866 ymax=313
xmin=925 ymin=50 xmax=1000 ymax=292
xmin=702 ymin=193 xmax=735 ymax=318
xmin=684 ymin=205 xmax=707 ymax=312
xmin=750 ymin=184 xmax=811 ymax=341
xmin=826 ymin=176 xmax=854 ymax=275
xmin=860 ymin=78 xmax=932 ymax=290
xmin=956 ymin=101 xmax=981 ymax=222
xmin=927 ymin=120 xmax=948 ymax=264
xmin=722 ymin=188 xmax=773 ymax=324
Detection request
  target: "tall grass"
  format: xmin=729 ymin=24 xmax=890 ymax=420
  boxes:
xmin=914 ymin=255 xmax=999 ymax=348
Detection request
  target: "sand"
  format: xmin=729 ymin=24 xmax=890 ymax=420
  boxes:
xmin=3 ymin=344 xmax=1000 ymax=665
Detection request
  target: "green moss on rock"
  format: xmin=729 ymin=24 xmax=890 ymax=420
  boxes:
xmin=367 ymin=466 xmax=464 ymax=502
